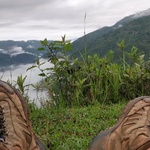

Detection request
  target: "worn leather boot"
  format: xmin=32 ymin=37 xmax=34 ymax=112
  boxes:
xmin=0 ymin=80 xmax=46 ymax=150
xmin=88 ymin=96 xmax=150 ymax=150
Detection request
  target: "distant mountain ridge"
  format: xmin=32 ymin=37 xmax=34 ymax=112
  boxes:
xmin=0 ymin=40 xmax=45 ymax=68
xmin=72 ymin=8 xmax=150 ymax=60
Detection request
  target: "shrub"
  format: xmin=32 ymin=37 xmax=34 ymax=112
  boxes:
xmin=28 ymin=38 xmax=150 ymax=107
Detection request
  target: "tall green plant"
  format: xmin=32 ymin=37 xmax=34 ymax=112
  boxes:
xmin=28 ymin=36 xmax=76 ymax=107
xmin=118 ymin=40 xmax=126 ymax=70
xmin=28 ymin=37 xmax=150 ymax=107
xmin=120 ymin=46 xmax=149 ymax=98
xmin=15 ymin=75 xmax=27 ymax=95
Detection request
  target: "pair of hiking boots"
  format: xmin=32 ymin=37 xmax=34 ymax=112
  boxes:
xmin=0 ymin=80 xmax=149 ymax=150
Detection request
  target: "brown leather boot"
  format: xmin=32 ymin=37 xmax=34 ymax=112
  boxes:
xmin=0 ymin=80 xmax=46 ymax=150
xmin=88 ymin=96 xmax=150 ymax=150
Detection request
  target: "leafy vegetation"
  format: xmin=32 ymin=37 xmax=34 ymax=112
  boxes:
xmin=12 ymin=34 xmax=149 ymax=149
xmin=27 ymin=37 xmax=150 ymax=108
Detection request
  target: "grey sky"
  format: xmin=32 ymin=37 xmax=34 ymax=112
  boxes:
xmin=0 ymin=0 xmax=150 ymax=40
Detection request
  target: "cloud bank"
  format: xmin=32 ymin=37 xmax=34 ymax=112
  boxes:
xmin=0 ymin=0 xmax=150 ymax=40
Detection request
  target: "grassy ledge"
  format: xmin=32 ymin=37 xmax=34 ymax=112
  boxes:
xmin=30 ymin=102 xmax=126 ymax=150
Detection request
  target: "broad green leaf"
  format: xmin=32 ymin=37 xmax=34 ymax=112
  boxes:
xmin=64 ymin=42 xmax=72 ymax=51
xmin=40 ymin=38 xmax=48 ymax=46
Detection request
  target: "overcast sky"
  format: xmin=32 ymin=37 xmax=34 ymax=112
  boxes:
xmin=0 ymin=0 xmax=150 ymax=41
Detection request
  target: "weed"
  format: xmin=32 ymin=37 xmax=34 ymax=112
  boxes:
xmin=27 ymin=38 xmax=150 ymax=107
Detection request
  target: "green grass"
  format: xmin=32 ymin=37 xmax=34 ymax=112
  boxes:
xmin=29 ymin=102 xmax=126 ymax=150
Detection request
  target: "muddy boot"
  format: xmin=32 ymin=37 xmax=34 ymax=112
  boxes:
xmin=0 ymin=80 xmax=46 ymax=150
xmin=88 ymin=96 xmax=150 ymax=150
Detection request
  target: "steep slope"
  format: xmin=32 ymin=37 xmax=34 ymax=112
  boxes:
xmin=72 ymin=10 xmax=150 ymax=61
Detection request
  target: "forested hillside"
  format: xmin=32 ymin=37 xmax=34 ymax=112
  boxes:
xmin=72 ymin=15 xmax=150 ymax=61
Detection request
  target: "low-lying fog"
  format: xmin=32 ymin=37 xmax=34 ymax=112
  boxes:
xmin=0 ymin=59 xmax=53 ymax=107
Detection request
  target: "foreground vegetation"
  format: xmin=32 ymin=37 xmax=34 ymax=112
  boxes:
xmin=13 ymin=36 xmax=149 ymax=149
xmin=29 ymin=102 xmax=125 ymax=149
xmin=26 ymin=37 xmax=150 ymax=107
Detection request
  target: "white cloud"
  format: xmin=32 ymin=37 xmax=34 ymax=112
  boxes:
xmin=0 ymin=46 xmax=25 ymax=56
xmin=0 ymin=45 xmax=34 ymax=56
xmin=0 ymin=0 xmax=149 ymax=40
xmin=10 ymin=46 xmax=24 ymax=54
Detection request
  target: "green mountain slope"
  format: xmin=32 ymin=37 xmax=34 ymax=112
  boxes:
xmin=72 ymin=15 xmax=150 ymax=61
